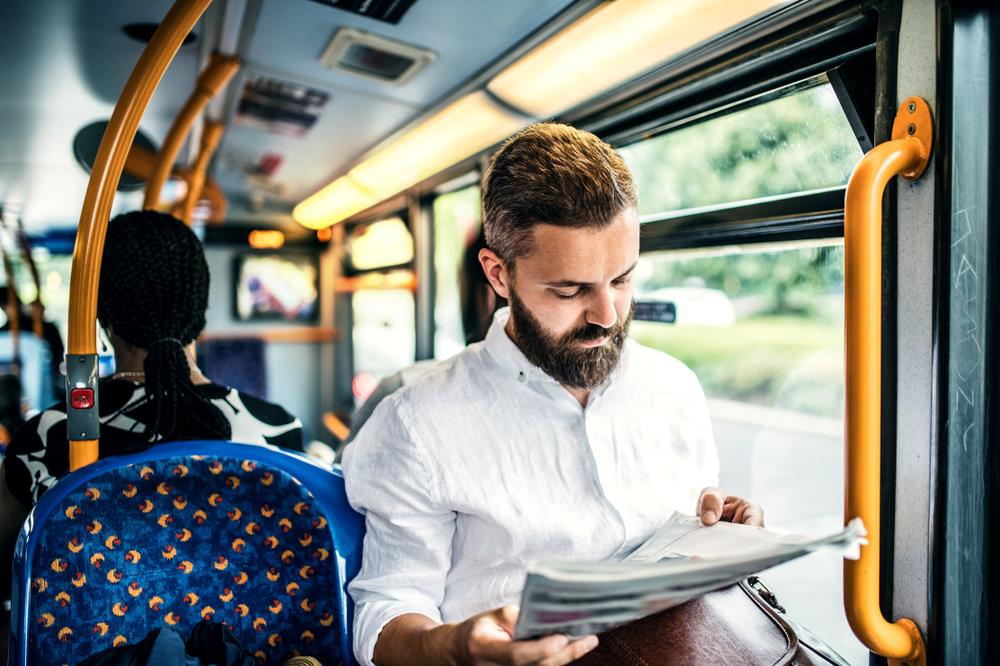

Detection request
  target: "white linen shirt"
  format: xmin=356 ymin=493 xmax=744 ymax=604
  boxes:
xmin=342 ymin=308 xmax=719 ymax=665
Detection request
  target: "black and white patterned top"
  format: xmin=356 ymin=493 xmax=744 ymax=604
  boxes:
xmin=3 ymin=378 xmax=303 ymax=506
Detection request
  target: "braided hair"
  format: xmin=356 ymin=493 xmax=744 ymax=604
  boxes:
xmin=97 ymin=210 xmax=231 ymax=442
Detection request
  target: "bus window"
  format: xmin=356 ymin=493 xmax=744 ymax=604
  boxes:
xmin=632 ymin=240 xmax=862 ymax=662
xmin=351 ymin=288 xmax=415 ymax=407
xmin=3 ymin=251 xmax=73 ymax=343
xmin=341 ymin=216 xmax=418 ymax=407
xmin=347 ymin=216 xmax=413 ymax=271
xmin=620 ymin=73 xmax=870 ymax=663
xmin=433 ymin=185 xmax=482 ymax=358
xmin=619 ymin=81 xmax=863 ymax=216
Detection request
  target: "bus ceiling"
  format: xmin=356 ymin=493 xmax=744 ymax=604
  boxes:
xmin=0 ymin=0 xmax=861 ymax=234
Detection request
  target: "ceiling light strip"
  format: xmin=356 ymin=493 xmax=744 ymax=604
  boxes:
xmin=294 ymin=0 xmax=789 ymax=229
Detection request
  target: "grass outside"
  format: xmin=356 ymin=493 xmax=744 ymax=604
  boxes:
xmin=631 ymin=316 xmax=845 ymax=418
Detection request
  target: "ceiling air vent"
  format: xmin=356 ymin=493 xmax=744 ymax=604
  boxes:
xmin=320 ymin=27 xmax=435 ymax=84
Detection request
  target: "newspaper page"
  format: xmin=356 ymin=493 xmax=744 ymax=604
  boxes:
xmin=513 ymin=513 xmax=866 ymax=639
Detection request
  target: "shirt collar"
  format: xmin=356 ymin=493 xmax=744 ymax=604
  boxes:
xmin=483 ymin=307 xmax=544 ymax=383
xmin=482 ymin=307 xmax=630 ymax=395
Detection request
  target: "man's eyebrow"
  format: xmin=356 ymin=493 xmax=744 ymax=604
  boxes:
xmin=615 ymin=261 xmax=639 ymax=280
xmin=543 ymin=279 xmax=591 ymax=288
xmin=542 ymin=262 xmax=638 ymax=288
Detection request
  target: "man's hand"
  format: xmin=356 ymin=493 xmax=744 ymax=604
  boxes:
xmin=449 ymin=605 xmax=598 ymax=666
xmin=374 ymin=608 xmax=598 ymax=666
xmin=696 ymin=487 xmax=764 ymax=527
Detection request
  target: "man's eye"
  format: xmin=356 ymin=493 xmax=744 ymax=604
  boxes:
xmin=553 ymin=289 xmax=582 ymax=300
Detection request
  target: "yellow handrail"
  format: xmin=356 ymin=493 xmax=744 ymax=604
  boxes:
xmin=844 ymin=96 xmax=932 ymax=666
xmin=177 ymin=120 xmax=224 ymax=225
xmin=124 ymin=144 xmax=228 ymax=223
xmin=142 ymin=51 xmax=239 ymax=210
xmin=67 ymin=0 xmax=214 ymax=471
xmin=323 ymin=412 xmax=351 ymax=443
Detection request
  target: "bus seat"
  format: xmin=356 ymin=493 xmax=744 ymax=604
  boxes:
xmin=8 ymin=440 xmax=365 ymax=666
xmin=198 ymin=338 xmax=268 ymax=399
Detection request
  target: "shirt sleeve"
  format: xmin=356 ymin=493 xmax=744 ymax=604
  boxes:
xmin=341 ymin=394 xmax=456 ymax=666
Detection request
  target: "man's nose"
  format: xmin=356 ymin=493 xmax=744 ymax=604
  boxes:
xmin=586 ymin=287 xmax=618 ymax=330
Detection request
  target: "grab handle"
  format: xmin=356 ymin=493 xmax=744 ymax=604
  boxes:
xmin=177 ymin=119 xmax=224 ymax=224
xmin=843 ymin=96 xmax=931 ymax=666
xmin=143 ymin=51 xmax=239 ymax=210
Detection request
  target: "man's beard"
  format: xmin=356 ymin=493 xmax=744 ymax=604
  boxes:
xmin=507 ymin=288 xmax=634 ymax=390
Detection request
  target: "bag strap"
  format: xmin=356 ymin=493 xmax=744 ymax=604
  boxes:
xmin=741 ymin=578 xmax=853 ymax=666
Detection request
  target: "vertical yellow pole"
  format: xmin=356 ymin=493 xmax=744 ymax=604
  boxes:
xmin=68 ymin=0 xmax=214 ymax=471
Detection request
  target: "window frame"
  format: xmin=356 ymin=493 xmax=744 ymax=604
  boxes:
xmin=334 ymin=209 xmax=417 ymax=411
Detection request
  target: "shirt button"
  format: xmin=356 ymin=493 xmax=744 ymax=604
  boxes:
xmin=518 ymin=371 xmax=526 ymax=382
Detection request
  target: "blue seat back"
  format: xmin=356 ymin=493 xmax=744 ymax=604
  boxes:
xmin=8 ymin=441 xmax=365 ymax=665
xmin=197 ymin=338 xmax=268 ymax=399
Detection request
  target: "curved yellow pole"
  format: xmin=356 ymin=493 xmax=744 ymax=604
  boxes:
xmin=125 ymin=144 xmax=228 ymax=223
xmin=199 ymin=175 xmax=229 ymax=223
xmin=844 ymin=97 xmax=931 ymax=665
xmin=142 ymin=52 xmax=239 ymax=210
xmin=68 ymin=0 xmax=214 ymax=471
xmin=178 ymin=120 xmax=224 ymax=224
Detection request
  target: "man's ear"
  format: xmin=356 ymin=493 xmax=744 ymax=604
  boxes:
xmin=478 ymin=248 xmax=511 ymax=300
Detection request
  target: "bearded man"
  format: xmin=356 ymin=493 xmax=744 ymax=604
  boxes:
xmin=342 ymin=123 xmax=763 ymax=666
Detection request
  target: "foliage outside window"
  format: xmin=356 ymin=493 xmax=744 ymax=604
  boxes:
xmin=619 ymin=83 xmax=864 ymax=216
xmin=634 ymin=241 xmax=844 ymax=416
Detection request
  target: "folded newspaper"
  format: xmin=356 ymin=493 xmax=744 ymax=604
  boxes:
xmin=514 ymin=513 xmax=867 ymax=639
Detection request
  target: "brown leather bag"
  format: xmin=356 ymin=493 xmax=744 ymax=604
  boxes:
xmin=572 ymin=578 xmax=852 ymax=665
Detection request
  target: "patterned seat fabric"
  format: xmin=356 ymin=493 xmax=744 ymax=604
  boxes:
xmin=27 ymin=456 xmax=341 ymax=665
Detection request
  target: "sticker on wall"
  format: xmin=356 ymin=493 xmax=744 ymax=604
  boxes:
xmin=235 ymin=74 xmax=330 ymax=137
xmin=222 ymin=150 xmax=285 ymax=178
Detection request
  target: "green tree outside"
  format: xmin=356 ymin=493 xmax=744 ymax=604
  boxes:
xmin=620 ymin=84 xmax=862 ymax=416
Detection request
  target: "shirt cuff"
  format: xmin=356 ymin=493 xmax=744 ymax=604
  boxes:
xmin=354 ymin=602 xmax=443 ymax=666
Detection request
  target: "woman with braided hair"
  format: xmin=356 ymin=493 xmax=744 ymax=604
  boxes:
xmin=0 ymin=211 xmax=303 ymax=587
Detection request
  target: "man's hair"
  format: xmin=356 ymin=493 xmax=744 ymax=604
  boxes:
xmin=482 ymin=123 xmax=637 ymax=265
xmin=98 ymin=210 xmax=231 ymax=442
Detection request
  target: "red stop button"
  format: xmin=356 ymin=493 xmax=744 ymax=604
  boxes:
xmin=70 ymin=388 xmax=95 ymax=410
